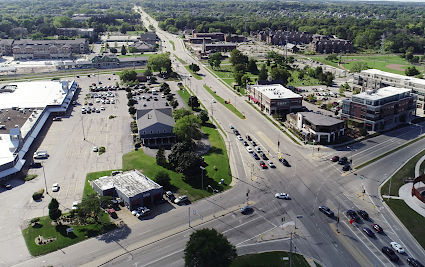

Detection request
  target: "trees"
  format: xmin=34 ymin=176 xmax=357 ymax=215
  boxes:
xmin=184 ymin=228 xmax=237 ymax=267
xmin=121 ymin=45 xmax=127 ymax=55
xmin=325 ymin=54 xmax=339 ymax=62
xmin=119 ymin=70 xmax=137 ymax=83
xmin=128 ymin=106 xmax=136 ymax=115
xmin=168 ymin=141 xmax=196 ymax=169
xmin=209 ymin=52 xmax=222 ymax=69
xmin=351 ymin=62 xmax=369 ymax=73
xmin=156 ymin=147 xmax=167 ymax=167
xmin=270 ymin=67 xmax=290 ymax=85
xmin=173 ymin=114 xmax=202 ymax=141
xmin=176 ymin=152 xmax=204 ymax=178
xmin=405 ymin=66 xmax=420 ymax=76
xmin=144 ymin=68 xmax=153 ymax=77
xmin=155 ymin=171 xmax=171 ymax=190
xmin=48 ymin=198 xmax=62 ymax=221
xmin=247 ymin=58 xmax=258 ymax=74
xmin=161 ymin=83 xmax=171 ymax=94
xmin=229 ymin=49 xmax=248 ymax=67
xmin=188 ymin=96 xmax=200 ymax=110
xmin=148 ymin=53 xmax=172 ymax=74
xmin=189 ymin=63 xmax=200 ymax=73
xmin=77 ymin=193 xmax=102 ymax=223
xmin=198 ymin=110 xmax=209 ymax=125
xmin=173 ymin=108 xmax=193 ymax=120
xmin=171 ymin=99 xmax=179 ymax=109
xmin=258 ymin=64 xmax=268 ymax=81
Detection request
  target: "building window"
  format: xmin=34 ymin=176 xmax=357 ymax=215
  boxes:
xmin=150 ymin=130 xmax=153 ymax=134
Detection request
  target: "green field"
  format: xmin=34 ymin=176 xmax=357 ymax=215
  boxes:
xmin=184 ymin=65 xmax=203 ymax=80
xmin=310 ymin=54 xmax=421 ymax=75
xmin=203 ymin=85 xmax=245 ymax=119
xmin=117 ymin=53 xmax=155 ymax=59
xmin=231 ymin=251 xmax=310 ymax=267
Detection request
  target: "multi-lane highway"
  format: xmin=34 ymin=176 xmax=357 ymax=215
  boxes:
xmin=12 ymin=6 xmax=425 ymax=267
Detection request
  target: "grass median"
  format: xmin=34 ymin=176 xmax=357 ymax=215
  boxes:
xmin=185 ymin=65 xmax=203 ymax=80
xmin=169 ymin=40 xmax=175 ymax=51
xmin=174 ymin=54 xmax=187 ymax=65
xmin=203 ymin=85 xmax=245 ymax=119
xmin=231 ymin=251 xmax=310 ymax=267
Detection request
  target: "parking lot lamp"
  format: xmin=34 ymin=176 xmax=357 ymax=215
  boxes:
xmin=200 ymin=166 xmax=205 ymax=190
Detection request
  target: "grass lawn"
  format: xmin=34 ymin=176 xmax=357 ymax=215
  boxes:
xmin=185 ymin=65 xmax=203 ymax=80
xmin=379 ymin=149 xmax=425 ymax=196
xmin=117 ymin=53 xmax=155 ymax=59
xmin=169 ymin=40 xmax=175 ymax=51
xmin=174 ymin=54 xmax=187 ymax=65
xmin=287 ymin=70 xmax=320 ymax=87
xmin=25 ymin=174 xmax=38 ymax=181
xmin=203 ymin=85 xmax=245 ymax=119
xmin=310 ymin=54 xmax=421 ymax=75
xmin=231 ymin=251 xmax=310 ymax=267
xmin=177 ymin=88 xmax=191 ymax=105
xmin=126 ymin=31 xmax=144 ymax=36
xmin=22 ymin=212 xmax=112 ymax=256
xmin=114 ymin=68 xmax=147 ymax=76
xmin=385 ymin=199 xmax=425 ymax=250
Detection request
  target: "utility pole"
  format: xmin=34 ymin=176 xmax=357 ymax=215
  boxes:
xmin=337 ymin=202 xmax=340 ymax=233
xmin=188 ymin=207 xmax=191 ymax=227
xmin=81 ymin=117 xmax=86 ymax=141
xmin=200 ymin=166 xmax=205 ymax=190
xmin=42 ymin=164 xmax=48 ymax=195
xmin=289 ymin=232 xmax=293 ymax=267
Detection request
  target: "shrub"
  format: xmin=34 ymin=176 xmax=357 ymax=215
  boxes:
xmin=98 ymin=147 xmax=106 ymax=155
xmin=32 ymin=189 xmax=44 ymax=200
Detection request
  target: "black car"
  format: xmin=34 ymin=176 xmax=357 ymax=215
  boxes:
xmin=279 ymin=158 xmax=289 ymax=167
xmin=362 ymin=227 xmax=375 ymax=238
xmin=246 ymin=135 xmax=252 ymax=141
xmin=407 ymin=257 xmax=424 ymax=267
xmin=319 ymin=206 xmax=334 ymax=217
xmin=382 ymin=246 xmax=399 ymax=262
xmin=240 ymin=205 xmax=254 ymax=215
xmin=252 ymin=152 xmax=260 ymax=160
xmin=346 ymin=210 xmax=360 ymax=221
xmin=357 ymin=210 xmax=369 ymax=220
xmin=260 ymin=153 xmax=268 ymax=160
xmin=233 ymin=129 xmax=239 ymax=135
xmin=1 ymin=183 xmax=11 ymax=190
xmin=243 ymin=141 xmax=248 ymax=146
xmin=338 ymin=157 xmax=348 ymax=165
xmin=342 ymin=164 xmax=350 ymax=171
xmin=251 ymin=141 xmax=257 ymax=147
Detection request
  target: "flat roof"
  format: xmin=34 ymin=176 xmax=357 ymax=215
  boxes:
xmin=250 ymin=84 xmax=301 ymax=100
xmin=354 ymin=86 xmax=411 ymax=101
xmin=299 ymin=112 xmax=343 ymax=127
xmin=93 ymin=170 xmax=162 ymax=198
xmin=361 ymin=69 xmax=425 ymax=86
xmin=0 ymin=80 xmax=69 ymax=109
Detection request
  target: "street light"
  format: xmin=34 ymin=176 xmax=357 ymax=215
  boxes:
xmin=200 ymin=166 xmax=205 ymax=190
xmin=347 ymin=145 xmax=355 ymax=163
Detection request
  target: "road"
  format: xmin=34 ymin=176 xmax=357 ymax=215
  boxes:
xmin=8 ymin=6 xmax=425 ymax=267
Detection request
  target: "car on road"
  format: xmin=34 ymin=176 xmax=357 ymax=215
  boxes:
xmin=93 ymin=146 xmax=98 ymax=152
xmin=342 ymin=164 xmax=350 ymax=171
xmin=259 ymin=161 xmax=267 ymax=169
xmin=52 ymin=183 xmax=60 ymax=192
xmin=52 ymin=117 xmax=62 ymax=121
xmin=390 ymin=241 xmax=405 ymax=254
xmin=319 ymin=206 xmax=334 ymax=217
xmin=382 ymin=246 xmax=399 ymax=262
xmin=372 ymin=223 xmax=383 ymax=233
xmin=407 ymin=257 xmax=424 ymax=267
xmin=246 ymin=146 xmax=253 ymax=153
xmin=362 ymin=227 xmax=375 ymax=238
xmin=72 ymin=201 xmax=79 ymax=210
xmin=174 ymin=195 xmax=188 ymax=205
xmin=279 ymin=158 xmax=289 ymax=167
xmin=252 ymin=152 xmax=260 ymax=160
xmin=346 ymin=210 xmax=360 ymax=221
xmin=33 ymin=150 xmax=49 ymax=159
xmin=331 ymin=156 xmax=340 ymax=162
xmin=165 ymin=191 xmax=176 ymax=202
xmin=237 ymin=135 xmax=243 ymax=141
xmin=338 ymin=157 xmax=348 ymax=165
xmin=357 ymin=210 xmax=369 ymax=220
xmin=243 ymin=141 xmax=248 ymax=146
xmin=240 ymin=205 xmax=254 ymax=215
xmin=275 ymin=193 xmax=290 ymax=199
xmin=267 ymin=161 xmax=276 ymax=168
xmin=1 ymin=183 xmax=11 ymax=190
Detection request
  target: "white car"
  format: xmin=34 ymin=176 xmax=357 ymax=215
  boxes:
xmin=72 ymin=201 xmax=79 ymax=210
xmin=246 ymin=146 xmax=253 ymax=153
xmin=93 ymin=146 xmax=98 ymax=152
xmin=174 ymin=195 xmax=188 ymax=204
xmin=237 ymin=135 xmax=243 ymax=141
xmin=34 ymin=151 xmax=49 ymax=159
xmin=255 ymin=146 xmax=262 ymax=153
xmin=100 ymin=106 xmax=105 ymax=110
xmin=111 ymin=99 xmax=115 ymax=104
xmin=390 ymin=241 xmax=405 ymax=253
xmin=52 ymin=183 xmax=60 ymax=192
xmin=267 ymin=160 xmax=276 ymax=168
xmin=275 ymin=193 xmax=290 ymax=200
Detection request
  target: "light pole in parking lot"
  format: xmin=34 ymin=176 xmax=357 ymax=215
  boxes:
xmin=42 ymin=163 xmax=48 ymax=195
xmin=200 ymin=166 xmax=205 ymax=190
xmin=81 ymin=117 xmax=86 ymax=141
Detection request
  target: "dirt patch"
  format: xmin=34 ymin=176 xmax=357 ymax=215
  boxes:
xmin=386 ymin=64 xmax=406 ymax=72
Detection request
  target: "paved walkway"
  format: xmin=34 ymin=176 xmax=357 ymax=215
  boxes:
xmin=396 ymin=154 xmax=425 ymax=218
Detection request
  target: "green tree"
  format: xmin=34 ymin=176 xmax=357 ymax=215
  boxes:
xmin=48 ymin=198 xmax=62 ymax=221
xmin=156 ymin=146 xmax=167 ymax=167
xmin=198 ymin=110 xmax=209 ymax=125
xmin=155 ymin=171 xmax=171 ymax=190
xmin=144 ymin=68 xmax=153 ymax=77
xmin=77 ymin=193 xmax=102 ymax=223
xmin=173 ymin=108 xmax=193 ymax=120
xmin=270 ymin=67 xmax=290 ymax=84
xmin=173 ymin=115 xmax=202 ymax=141
xmin=121 ymin=45 xmax=127 ymax=55
xmin=161 ymin=82 xmax=171 ymax=94
xmin=176 ymin=151 xmax=204 ymax=178
xmin=405 ymin=66 xmax=420 ymax=76
xmin=168 ymin=141 xmax=196 ymax=169
xmin=247 ymin=58 xmax=258 ymax=74
xmin=129 ymin=106 xmax=136 ymax=115
xmin=184 ymin=228 xmax=237 ymax=267
xmin=148 ymin=53 xmax=172 ymax=74
xmin=258 ymin=64 xmax=268 ymax=81
xmin=233 ymin=71 xmax=244 ymax=86
xmin=325 ymin=54 xmax=339 ymax=62
xmin=119 ymin=70 xmax=137 ymax=82
xmin=171 ymin=99 xmax=179 ymax=109
xmin=188 ymin=96 xmax=200 ymax=109
xmin=351 ymin=62 xmax=369 ymax=73
xmin=229 ymin=49 xmax=248 ymax=67
xmin=53 ymin=16 xmax=73 ymax=28
xmin=209 ymin=52 xmax=222 ymax=69
xmin=100 ymin=196 xmax=113 ymax=209
xmin=189 ymin=63 xmax=200 ymax=73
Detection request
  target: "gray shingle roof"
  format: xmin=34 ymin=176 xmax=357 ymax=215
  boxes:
xmin=299 ymin=112 xmax=343 ymax=127
xmin=137 ymin=107 xmax=175 ymax=130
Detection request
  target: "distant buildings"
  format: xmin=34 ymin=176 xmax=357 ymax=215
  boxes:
xmin=354 ymin=69 xmax=425 ymax=111
xmin=192 ymin=32 xmax=225 ymax=42
xmin=57 ymin=28 xmax=94 ymax=38
xmin=311 ymin=37 xmax=353 ymax=54
xmin=55 ymin=54 xmax=148 ymax=70
xmin=341 ymin=86 xmax=416 ymax=131
xmin=247 ymin=84 xmax=303 ymax=115
xmin=204 ymin=43 xmax=237 ymax=53
xmin=0 ymin=39 xmax=14 ymax=56
xmin=11 ymin=39 xmax=89 ymax=60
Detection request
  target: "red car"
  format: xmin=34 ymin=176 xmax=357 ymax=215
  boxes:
xmin=372 ymin=223 xmax=383 ymax=233
xmin=259 ymin=161 xmax=267 ymax=169
xmin=331 ymin=156 xmax=340 ymax=162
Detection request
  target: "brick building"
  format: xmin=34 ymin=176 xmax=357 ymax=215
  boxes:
xmin=12 ymin=39 xmax=89 ymax=60
xmin=192 ymin=32 xmax=225 ymax=42
xmin=0 ymin=39 xmax=14 ymax=56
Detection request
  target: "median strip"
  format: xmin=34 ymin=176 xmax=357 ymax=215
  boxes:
xmin=203 ymin=85 xmax=245 ymax=119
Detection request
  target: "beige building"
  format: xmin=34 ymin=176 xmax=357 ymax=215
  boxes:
xmin=12 ymin=39 xmax=88 ymax=60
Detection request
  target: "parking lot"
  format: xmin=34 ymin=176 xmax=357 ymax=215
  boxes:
xmin=0 ymin=72 xmax=134 ymax=265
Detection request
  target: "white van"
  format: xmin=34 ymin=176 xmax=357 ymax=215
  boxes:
xmin=152 ymin=89 xmax=157 ymax=95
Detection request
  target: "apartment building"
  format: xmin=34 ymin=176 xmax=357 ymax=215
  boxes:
xmin=12 ymin=39 xmax=89 ymax=60
xmin=57 ymin=28 xmax=94 ymax=38
xmin=0 ymin=39 xmax=14 ymax=56
xmin=341 ymin=86 xmax=416 ymax=131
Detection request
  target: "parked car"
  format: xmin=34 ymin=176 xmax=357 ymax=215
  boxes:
xmin=342 ymin=164 xmax=350 ymax=171
xmin=252 ymin=152 xmax=260 ymax=160
xmin=381 ymin=246 xmax=399 ymax=262
xmin=255 ymin=146 xmax=262 ymax=153
xmin=52 ymin=117 xmax=62 ymax=121
xmin=165 ymin=191 xmax=176 ymax=202
xmin=331 ymin=156 xmax=340 ymax=162
xmin=246 ymin=134 xmax=252 ymax=141
xmin=357 ymin=210 xmax=369 ymax=220
xmin=52 ymin=183 xmax=60 ymax=192
xmin=338 ymin=157 xmax=348 ymax=165
xmin=1 ymin=183 xmax=11 ymax=190
xmin=346 ymin=210 xmax=360 ymax=221
xmin=92 ymin=146 xmax=98 ymax=152
xmin=372 ymin=223 xmax=383 ymax=233
xmin=267 ymin=161 xmax=276 ymax=168
xmin=390 ymin=241 xmax=405 ymax=254
xmin=260 ymin=153 xmax=268 ymax=160
xmin=407 ymin=257 xmax=424 ymax=267
xmin=174 ymin=195 xmax=188 ymax=205
xmin=33 ymin=150 xmax=49 ymax=159
xmin=251 ymin=141 xmax=257 ymax=147
xmin=240 ymin=205 xmax=254 ymax=215
xmin=246 ymin=146 xmax=253 ymax=153
xmin=362 ymin=227 xmax=375 ymax=238
xmin=279 ymin=158 xmax=289 ymax=167
xmin=275 ymin=193 xmax=290 ymax=199
xmin=237 ymin=135 xmax=243 ymax=141
xmin=319 ymin=206 xmax=334 ymax=217
xmin=72 ymin=201 xmax=79 ymax=210
xmin=259 ymin=161 xmax=267 ymax=169
xmin=229 ymin=124 xmax=234 ymax=129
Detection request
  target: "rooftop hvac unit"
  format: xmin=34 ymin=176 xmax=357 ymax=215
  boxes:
xmin=366 ymin=90 xmax=373 ymax=95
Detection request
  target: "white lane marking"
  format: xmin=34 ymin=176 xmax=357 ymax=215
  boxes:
xmin=222 ymin=216 xmax=263 ymax=234
xmin=139 ymin=248 xmax=184 ymax=267
xmin=235 ymin=225 xmax=279 ymax=246
xmin=237 ymin=236 xmax=290 ymax=248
